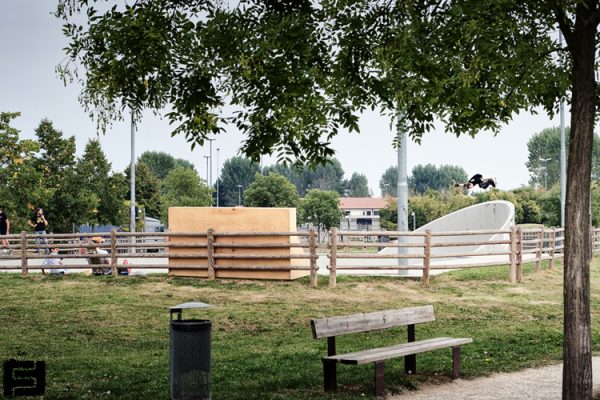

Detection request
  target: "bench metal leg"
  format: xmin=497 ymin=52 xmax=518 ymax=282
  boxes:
xmin=452 ymin=346 xmax=461 ymax=379
xmin=404 ymin=354 xmax=416 ymax=374
xmin=374 ymin=361 xmax=385 ymax=397
xmin=323 ymin=360 xmax=337 ymax=392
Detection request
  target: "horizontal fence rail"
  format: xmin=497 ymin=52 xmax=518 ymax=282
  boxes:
xmin=327 ymin=226 xmax=570 ymax=288
xmin=0 ymin=225 xmax=582 ymax=288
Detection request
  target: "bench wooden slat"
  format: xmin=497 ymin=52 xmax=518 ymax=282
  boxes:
xmin=325 ymin=337 xmax=473 ymax=365
xmin=311 ymin=305 xmax=435 ymax=339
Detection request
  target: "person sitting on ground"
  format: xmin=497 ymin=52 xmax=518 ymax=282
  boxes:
xmin=42 ymin=246 xmax=68 ymax=275
xmin=89 ymin=237 xmax=111 ymax=275
xmin=455 ymin=174 xmax=497 ymax=190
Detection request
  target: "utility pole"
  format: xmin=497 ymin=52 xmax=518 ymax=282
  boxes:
xmin=559 ymin=31 xmax=566 ymax=227
xmin=130 ymin=112 xmax=136 ymax=236
xmin=204 ymin=156 xmax=210 ymax=185
xmin=207 ymin=138 xmax=215 ymax=188
xmin=396 ymin=109 xmax=408 ymax=270
xmin=216 ymin=148 xmax=220 ymax=207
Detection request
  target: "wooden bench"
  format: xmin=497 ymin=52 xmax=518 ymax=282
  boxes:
xmin=310 ymin=305 xmax=473 ymax=396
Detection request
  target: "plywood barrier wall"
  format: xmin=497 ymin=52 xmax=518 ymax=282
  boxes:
xmin=168 ymin=207 xmax=309 ymax=280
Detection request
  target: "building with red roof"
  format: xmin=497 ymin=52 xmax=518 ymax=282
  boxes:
xmin=338 ymin=197 xmax=390 ymax=231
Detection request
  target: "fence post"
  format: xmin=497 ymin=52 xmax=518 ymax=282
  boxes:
xmin=508 ymin=226 xmax=517 ymax=283
xmin=309 ymin=228 xmax=318 ymax=288
xmin=422 ymin=230 xmax=431 ymax=288
xmin=516 ymin=227 xmax=523 ymax=283
xmin=20 ymin=231 xmax=28 ymax=276
xmin=207 ymin=228 xmax=215 ymax=280
xmin=549 ymin=228 xmax=556 ymax=270
xmin=110 ymin=229 xmax=118 ymax=276
xmin=535 ymin=228 xmax=543 ymax=272
xmin=329 ymin=228 xmax=338 ymax=288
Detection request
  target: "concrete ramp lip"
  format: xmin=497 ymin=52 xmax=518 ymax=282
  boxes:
xmin=411 ymin=200 xmax=515 ymax=257
xmin=416 ymin=200 xmax=515 ymax=233
xmin=379 ymin=200 xmax=515 ymax=256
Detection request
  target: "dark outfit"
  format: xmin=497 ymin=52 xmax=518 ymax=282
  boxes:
xmin=30 ymin=212 xmax=49 ymax=254
xmin=30 ymin=214 xmax=47 ymax=232
xmin=0 ymin=211 xmax=8 ymax=235
xmin=468 ymin=174 xmax=496 ymax=189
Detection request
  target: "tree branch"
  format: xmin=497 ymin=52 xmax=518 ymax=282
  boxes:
xmin=553 ymin=4 xmax=575 ymax=50
xmin=503 ymin=46 xmax=566 ymax=108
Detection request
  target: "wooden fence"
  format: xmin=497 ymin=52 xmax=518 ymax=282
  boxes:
xmin=0 ymin=226 xmax=595 ymax=288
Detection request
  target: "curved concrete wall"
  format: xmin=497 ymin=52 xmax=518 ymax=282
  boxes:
xmin=379 ymin=200 xmax=515 ymax=258
xmin=415 ymin=200 xmax=515 ymax=255
xmin=417 ymin=200 xmax=514 ymax=232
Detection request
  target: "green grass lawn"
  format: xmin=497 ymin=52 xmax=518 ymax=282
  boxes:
xmin=1 ymin=258 xmax=600 ymax=399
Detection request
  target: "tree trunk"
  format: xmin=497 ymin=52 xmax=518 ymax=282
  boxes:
xmin=562 ymin=4 xmax=597 ymax=399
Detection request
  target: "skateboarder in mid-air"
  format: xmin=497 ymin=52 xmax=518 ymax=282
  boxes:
xmin=455 ymin=174 xmax=497 ymax=189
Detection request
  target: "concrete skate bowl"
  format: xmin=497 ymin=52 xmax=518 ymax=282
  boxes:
xmin=415 ymin=199 xmax=515 ymax=256
xmin=373 ymin=200 xmax=516 ymax=273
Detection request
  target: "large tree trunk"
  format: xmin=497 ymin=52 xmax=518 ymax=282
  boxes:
xmin=562 ymin=4 xmax=597 ymax=399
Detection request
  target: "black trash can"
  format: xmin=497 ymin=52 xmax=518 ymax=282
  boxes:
xmin=170 ymin=302 xmax=212 ymax=400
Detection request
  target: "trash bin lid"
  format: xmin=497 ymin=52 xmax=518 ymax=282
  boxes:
xmin=169 ymin=302 xmax=212 ymax=311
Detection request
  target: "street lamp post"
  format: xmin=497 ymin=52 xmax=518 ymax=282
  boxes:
xmin=207 ymin=138 xmax=215 ymax=188
xmin=540 ymin=157 xmax=551 ymax=190
xmin=130 ymin=112 xmax=136 ymax=253
xmin=559 ymin=31 xmax=566 ymax=227
xmin=237 ymin=185 xmax=242 ymax=206
xmin=204 ymin=156 xmax=210 ymax=185
xmin=411 ymin=212 xmax=416 ymax=231
xmin=216 ymin=148 xmax=220 ymax=207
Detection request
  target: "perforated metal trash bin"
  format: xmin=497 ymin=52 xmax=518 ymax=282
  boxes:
xmin=170 ymin=302 xmax=212 ymax=400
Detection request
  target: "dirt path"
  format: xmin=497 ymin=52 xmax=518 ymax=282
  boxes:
xmin=389 ymin=357 xmax=600 ymax=400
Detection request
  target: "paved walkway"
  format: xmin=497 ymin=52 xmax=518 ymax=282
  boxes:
xmin=389 ymin=357 xmax=600 ymax=400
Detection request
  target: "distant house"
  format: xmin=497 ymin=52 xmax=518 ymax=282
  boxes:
xmin=339 ymin=197 xmax=389 ymax=231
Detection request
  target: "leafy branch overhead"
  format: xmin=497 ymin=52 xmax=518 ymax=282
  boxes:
xmin=56 ymin=1 xmax=568 ymax=164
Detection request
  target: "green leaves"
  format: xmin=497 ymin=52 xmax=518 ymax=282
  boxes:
xmin=243 ymin=173 xmax=300 ymax=208
xmin=299 ymin=189 xmax=342 ymax=234
xmin=57 ymin=1 xmax=570 ymax=165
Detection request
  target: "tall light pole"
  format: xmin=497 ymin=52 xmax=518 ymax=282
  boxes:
xmin=540 ymin=157 xmax=551 ymax=190
xmin=396 ymin=109 xmax=408 ymax=270
xmin=204 ymin=156 xmax=210 ymax=184
xmin=207 ymin=138 xmax=215 ymax=188
xmin=237 ymin=184 xmax=242 ymax=206
xmin=216 ymin=148 xmax=220 ymax=207
xmin=130 ymin=112 xmax=136 ymax=237
xmin=559 ymin=31 xmax=566 ymax=227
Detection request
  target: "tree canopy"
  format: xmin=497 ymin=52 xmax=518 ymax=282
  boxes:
xmin=526 ymin=127 xmax=600 ymax=189
xmin=379 ymin=166 xmax=398 ymax=197
xmin=218 ymin=156 xmax=261 ymax=206
xmin=138 ymin=151 xmax=196 ymax=180
xmin=410 ymin=164 xmax=468 ymax=194
xmin=344 ymin=172 xmax=370 ymax=197
xmin=243 ymin=173 xmax=299 ymax=208
xmin=160 ymin=166 xmax=212 ymax=223
xmin=299 ymin=189 xmax=342 ymax=242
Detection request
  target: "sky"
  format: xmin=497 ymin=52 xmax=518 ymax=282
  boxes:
xmin=1 ymin=1 xmax=568 ymax=195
